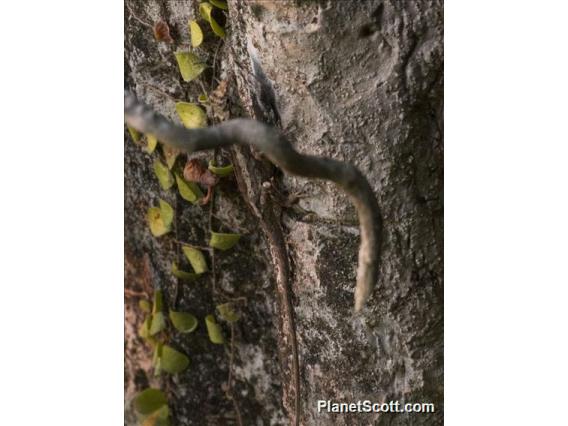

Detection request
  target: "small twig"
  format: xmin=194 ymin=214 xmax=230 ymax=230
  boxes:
xmin=172 ymin=240 xmax=212 ymax=252
xmin=198 ymin=79 xmax=209 ymax=99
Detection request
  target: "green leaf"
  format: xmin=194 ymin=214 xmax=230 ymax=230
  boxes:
xmin=147 ymin=207 xmax=170 ymax=237
xmin=175 ymin=102 xmax=207 ymax=129
xmin=182 ymin=246 xmax=208 ymax=274
xmin=133 ymin=388 xmax=167 ymax=416
xmin=139 ymin=300 xmax=152 ymax=313
xmin=189 ymin=20 xmax=204 ymax=48
xmin=147 ymin=201 xmax=174 ymax=237
xmin=142 ymin=405 xmax=170 ymax=426
xmin=198 ymin=93 xmax=208 ymax=103
xmin=149 ymin=312 xmax=166 ymax=336
xmin=152 ymin=342 xmax=163 ymax=367
xmin=159 ymin=200 xmax=174 ymax=229
xmin=208 ymin=160 xmax=234 ymax=177
xmin=216 ymin=303 xmax=240 ymax=323
xmin=175 ymin=174 xmax=203 ymax=203
xmin=160 ymin=345 xmax=190 ymax=374
xmin=152 ymin=290 xmax=164 ymax=313
xmin=209 ymin=232 xmax=241 ymax=251
xmin=139 ymin=315 xmax=152 ymax=339
xmin=153 ymin=159 xmax=174 ymax=190
xmin=163 ymin=145 xmax=180 ymax=170
xmin=174 ymin=51 xmax=206 ymax=82
xmin=152 ymin=342 xmax=164 ymax=376
xmin=171 ymin=262 xmax=199 ymax=281
xmin=205 ymin=314 xmax=224 ymax=344
xmin=127 ymin=125 xmax=141 ymax=142
xmin=210 ymin=0 xmax=228 ymax=10
xmin=155 ymin=406 xmax=169 ymax=421
xmin=169 ymin=310 xmax=198 ymax=333
xmin=147 ymin=134 xmax=158 ymax=153
xmin=200 ymin=2 xmax=226 ymax=38
xmin=143 ymin=406 xmax=169 ymax=426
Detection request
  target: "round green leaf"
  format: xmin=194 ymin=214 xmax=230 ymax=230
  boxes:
xmin=147 ymin=201 xmax=174 ymax=237
xmin=174 ymin=51 xmax=206 ymax=82
xmin=199 ymin=2 xmax=226 ymax=38
xmin=133 ymin=388 xmax=167 ymax=416
xmin=210 ymin=0 xmax=228 ymax=10
xmin=198 ymin=93 xmax=208 ymax=104
xmin=153 ymin=159 xmax=174 ymax=190
xmin=189 ymin=20 xmax=203 ymax=48
xmin=205 ymin=314 xmax=224 ymax=344
xmin=216 ymin=303 xmax=240 ymax=323
xmin=209 ymin=232 xmax=241 ymax=251
xmin=182 ymin=246 xmax=208 ymax=274
xmin=175 ymin=174 xmax=203 ymax=203
xmin=208 ymin=160 xmax=234 ymax=177
xmin=147 ymin=207 xmax=170 ymax=237
xmin=175 ymin=102 xmax=207 ymax=129
xmin=160 ymin=345 xmax=190 ymax=374
xmin=169 ymin=310 xmax=198 ymax=333
xmin=146 ymin=134 xmax=158 ymax=153
xmin=171 ymin=262 xmax=199 ymax=281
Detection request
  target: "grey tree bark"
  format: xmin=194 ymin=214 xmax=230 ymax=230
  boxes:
xmin=124 ymin=1 xmax=443 ymax=425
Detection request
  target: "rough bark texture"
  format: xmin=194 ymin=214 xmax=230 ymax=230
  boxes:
xmin=125 ymin=1 xmax=443 ymax=425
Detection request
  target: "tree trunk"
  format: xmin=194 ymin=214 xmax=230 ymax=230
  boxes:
xmin=125 ymin=1 xmax=443 ymax=425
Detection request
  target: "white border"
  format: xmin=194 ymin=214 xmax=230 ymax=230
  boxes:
xmin=0 ymin=1 xmax=123 ymax=424
xmin=446 ymin=1 xmax=568 ymax=424
xmin=1 ymin=1 xmax=567 ymax=424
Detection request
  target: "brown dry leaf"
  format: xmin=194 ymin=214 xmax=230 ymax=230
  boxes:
xmin=153 ymin=21 xmax=174 ymax=43
xmin=183 ymin=159 xmax=218 ymax=206
xmin=183 ymin=159 xmax=219 ymax=187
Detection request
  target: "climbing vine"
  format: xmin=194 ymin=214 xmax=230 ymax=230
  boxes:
xmin=126 ymin=2 xmax=243 ymax=425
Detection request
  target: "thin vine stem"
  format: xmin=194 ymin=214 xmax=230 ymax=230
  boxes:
xmin=126 ymin=2 xmax=153 ymax=29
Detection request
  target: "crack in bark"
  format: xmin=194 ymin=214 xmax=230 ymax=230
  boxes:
xmin=229 ymin=134 xmax=301 ymax=424
xmin=240 ymin=171 xmax=301 ymax=425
